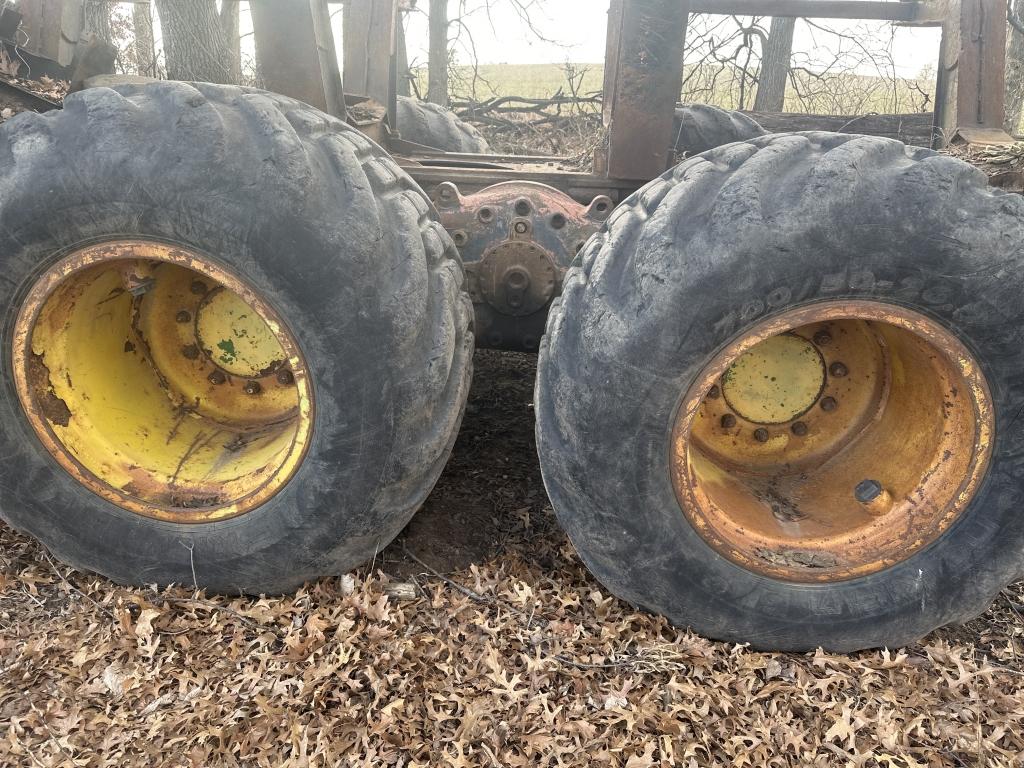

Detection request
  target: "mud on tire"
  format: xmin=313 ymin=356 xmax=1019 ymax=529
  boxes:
xmin=536 ymin=132 xmax=1024 ymax=652
xmin=0 ymin=82 xmax=473 ymax=593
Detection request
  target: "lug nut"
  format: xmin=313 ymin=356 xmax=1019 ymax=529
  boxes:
xmin=707 ymin=385 xmax=721 ymax=400
xmin=820 ymin=396 xmax=837 ymax=412
xmin=208 ymin=370 xmax=226 ymax=385
xmin=243 ymin=381 xmax=262 ymax=396
xmin=182 ymin=344 xmax=200 ymax=360
xmin=813 ymin=330 xmax=832 ymax=347
xmin=513 ymin=221 xmax=530 ymax=235
xmin=190 ymin=279 xmax=207 ymax=295
xmin=720 ymin=413 xmax=736 ymax=429
xmin=276 ymin=369 xmax=294 ymax=386
xmin=829 ymin=361 xmax=849 ymax=378
xmin=855 ymin=479 xmax=883 ymax=503
xmin=753 ymin=428 xmax=770 ymax=443
xmin=791 ymin=421 xmax=808 ymax=436
xmin=176 ymin=310 xmax=192 ymax=324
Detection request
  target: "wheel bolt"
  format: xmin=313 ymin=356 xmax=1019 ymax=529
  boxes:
xmin=753 ymin=428 xmax=770 ymax=443
xmin=276 ymin=369 xmax=294 ymax=386
xmin=791 ymin=421 xmax=808 ymax=436
xmin=720 ymin=413 xmax=736 ymax=429
xmin=244 ymin=381 xmax=262 ymax=396
xmin=813 ymin=330 xmax=832 ymax=347
xmin=829 ymin=361 xmax=848 ymax=378
xmin=176 ymin=310 xmax=192 ymax=324
xmin=855 ymin=479 xmax=883 ymax=503
xmin=707 ymin=385 xmax=721 ymax=400
xmin=514 ymin=221 xmax=530 ymax=235
xmin=190 ymin=280 xmax=207 ymax=295
xmin=820 ymin=396 xmax=837 ymax=412
xmin=182 ymin=344 xmax=200 ymax=360
xmin=208 ymin=370 xmax=226 ymax=385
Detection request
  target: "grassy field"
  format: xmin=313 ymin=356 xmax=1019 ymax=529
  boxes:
xmin=412 ymin=62 xmax=935 ymax=116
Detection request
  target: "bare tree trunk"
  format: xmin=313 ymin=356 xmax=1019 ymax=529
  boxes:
xmin=220 ymin=0 xmax=242 ymax=84
xmin=153 ymin=0 xmax=234 ymax=84
xmin=1007 ymin=0 xmax=1024 ymax=135
xmin=82 ymin=0 xmax=112 ymax=43
xmin=427 ymin=0 xmax=448 ymax=106
xmin=753 ymin=16 xmax=796 ymax=112
xmin=133 ymin=1 xmax=156 ymax=76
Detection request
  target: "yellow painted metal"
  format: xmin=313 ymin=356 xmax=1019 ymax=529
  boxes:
xmin=12 ymin=240 xmax=314 ymax=523
xmin=196 ymin=287 xmax=285 ymax=377
xmin=721 ymin=333 xmax=824 ymax=424
xmin=670 ymin=301 xmax=994 ymax=583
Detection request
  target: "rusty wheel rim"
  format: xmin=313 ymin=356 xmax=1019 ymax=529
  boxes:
xmin=670 ymin=301 xmax=994 ymax=582
xmin=12 ymin=240 xmax=314 ymax=524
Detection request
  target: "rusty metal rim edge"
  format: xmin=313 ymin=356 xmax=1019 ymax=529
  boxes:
xmin=11 ymin=239 xmax=316 ymax=525
xmin=668 ymin=299 xmax=995 ymax=584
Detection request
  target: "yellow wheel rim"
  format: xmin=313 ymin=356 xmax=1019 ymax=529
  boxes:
xmin=670 ymin=301 xmax=994 ymax=582
xmin=12 ymin=240 xmax=314 ymax=523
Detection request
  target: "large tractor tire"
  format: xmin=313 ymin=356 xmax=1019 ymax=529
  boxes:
xmin=672 ymin=103 xmax=768 ymax=157
xmin=396 ymin=96 xmax=491 ymax=153
xmin=0 ymin=82 xmax=473 ymax=593
xmin=536 ymin=132 xmax=1024 ymax=652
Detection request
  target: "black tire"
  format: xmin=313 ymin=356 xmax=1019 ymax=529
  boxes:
xmin=396 ymin=96 xmax=491 ymax=153
xmin=536 ymin=132 xmax=1024 ymax=652
xmin=672 ymin=103 xmax=768 ymax=157
xmin=0 ymin=81 xmax=473 ymax=593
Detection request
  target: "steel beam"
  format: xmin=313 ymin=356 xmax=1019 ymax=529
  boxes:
xmin=934 ymin=0 xmax=1011 ymax=144
xmin=251 ymin=0 xmax=345 ymax=118
xmin=690 ymin=0 xmax=944 ymax=23
xmin=599 ymin=0 xmax=689 ymax=180
xmin=343 ymin=0 xmax=399 ymax=111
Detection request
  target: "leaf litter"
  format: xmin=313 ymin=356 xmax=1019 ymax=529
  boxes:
xmin=1 ymin=351 xmax=1022 ymax=767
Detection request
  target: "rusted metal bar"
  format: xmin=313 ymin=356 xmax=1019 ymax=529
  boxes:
xmin=342 ymin=0 xmax=398 ymax=109
xmin=689 ymin=0 xmax=943 ymax=23
xmin=934 ymin=0 xmax=1011 ymax=144
xmin=599 ymin=0 xmax=689 ymax=181
xmin=251 ymin=0 xmax=345 ymax=118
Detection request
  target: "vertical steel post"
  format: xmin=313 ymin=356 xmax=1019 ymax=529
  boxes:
xmin=251 ymin=0 xmax=345 ymax=118
xmin=599 ymin=0 xmax=690 ymax=180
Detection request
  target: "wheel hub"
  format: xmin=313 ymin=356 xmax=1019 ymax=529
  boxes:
xmin=670 ymin=301 xmax=994 ymax=582
xmin=12 ymin=240 xmax=314 ymax=523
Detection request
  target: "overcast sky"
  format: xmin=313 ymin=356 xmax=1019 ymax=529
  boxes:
xmin=401 ymin=1 xmax=942 ymax=78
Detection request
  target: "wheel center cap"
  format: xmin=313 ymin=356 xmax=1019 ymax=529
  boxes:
xmin=196 ymin=287 xmax=285 ymax=377
xmin=722 ymin=333 xmax=825 ymax=424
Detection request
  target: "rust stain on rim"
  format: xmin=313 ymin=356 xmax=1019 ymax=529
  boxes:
xmin=670 ymin=300 xmax=994 ymax=583
xmin=12 ymin=239 xmax=315 ymax=524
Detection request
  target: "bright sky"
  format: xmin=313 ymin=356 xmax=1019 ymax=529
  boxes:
xmin=401 ymin=1 xmax=942 ymax=78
